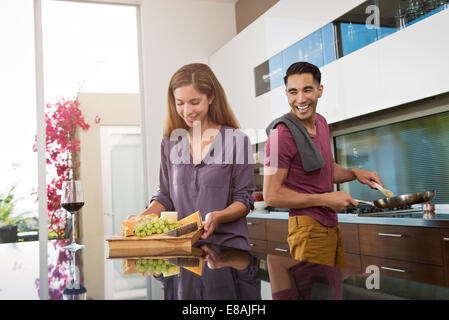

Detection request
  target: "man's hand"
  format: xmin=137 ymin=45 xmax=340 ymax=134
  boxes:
xmin=201 ymin=212 xmax=218 ymax=240
xmin=324 ymin=190 xmax=359 ymax=212
xmin=351 ymin=168 xmax=383 ymax=189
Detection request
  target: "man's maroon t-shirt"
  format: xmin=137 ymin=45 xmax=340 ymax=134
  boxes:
xmin=264 ymin=113 xmax=337 ymax=227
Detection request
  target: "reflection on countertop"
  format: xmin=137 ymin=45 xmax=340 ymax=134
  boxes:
xmin=267 ymin=253 xmax=449 ymax=300
xmin=0 ymin=239 xmax=82 ymax=300
xmin=111 ymin=242 xmax=449 ymax=300
xmin=111 ymin=244 xmax=262 ymax=300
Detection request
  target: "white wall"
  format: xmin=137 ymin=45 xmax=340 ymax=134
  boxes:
xmin=209 ymin=0 xmax=449 ymax=142
xmin=209 ymin=0 xmax=364 ymax=142
xmin=140 ymin=0 xmax=237 ymax=197
xmin=322 ymin=7 xmax=449 ymax=124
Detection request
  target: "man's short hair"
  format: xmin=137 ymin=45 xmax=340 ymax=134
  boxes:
xmin=284 ymin=62 xmax=321 ymax=86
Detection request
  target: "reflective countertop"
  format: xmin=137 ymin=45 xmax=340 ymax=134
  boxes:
xmin=247 ymin=209 xmax=449 ymax=227
xmin=110 ymin=243 xmax=449 ymax=300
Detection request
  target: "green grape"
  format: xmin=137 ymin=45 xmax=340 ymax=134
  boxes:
xmin=163 ymin=227 xmax=169 ymax=233
xmin=151 ymin=228 xmax=156 ymax=233
xmin=157 ymin=228 xmax=162 ymax=234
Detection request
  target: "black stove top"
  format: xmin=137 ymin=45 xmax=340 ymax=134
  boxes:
xmin=343 ymin=204 xmax=414 ymax=215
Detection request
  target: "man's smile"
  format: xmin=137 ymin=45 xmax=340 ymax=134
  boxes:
xmin=295 ymin=104 xmax=311 ymax=113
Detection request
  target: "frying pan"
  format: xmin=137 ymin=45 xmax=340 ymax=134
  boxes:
xmin=354 ymin=190 xmax=436 ymax=209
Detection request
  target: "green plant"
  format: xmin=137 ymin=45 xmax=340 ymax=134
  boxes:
xmin=0 ymin=185 xmax=35 ymax=231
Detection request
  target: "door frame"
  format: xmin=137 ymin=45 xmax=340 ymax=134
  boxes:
xmin=33 ymin=0 xmax=148 ymax=299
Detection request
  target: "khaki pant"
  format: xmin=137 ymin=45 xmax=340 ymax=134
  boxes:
xmin=287 ymin=215 xmax=345 ymax=268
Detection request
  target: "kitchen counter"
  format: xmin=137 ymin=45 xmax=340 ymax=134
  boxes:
xmin=247 ymin=210 xmax=449 ymax=228
xmin=111 ymin=243 xmax=449 ymax=300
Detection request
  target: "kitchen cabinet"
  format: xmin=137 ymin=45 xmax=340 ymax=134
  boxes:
xmin=360 ymin=255 xmax=445 ymax=287
xmin=340 ymin=222 xmax=448 ymax=288
xmin=247 ymin=218 xmax=266 ymax=240
xmin=266 ymin=219 xmax=288 ymax=243
xmin=442 ymin=229 xmax=449 ymax=287
xmin=344 ymin=253 xmax=362 ymax=273
xmin=339 ymin=223 xmax=360 ymax=254
xmin=247 ymin=216 xmax=449 ymax=288
xmin=247 ymin=218 xmax=289 ymax=256
xmin=358 ymin=224 xmax=443 ymax=266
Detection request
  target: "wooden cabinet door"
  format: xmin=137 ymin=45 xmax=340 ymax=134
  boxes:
xmin=249 ymin=239 xmax=267 ymax=253
xmin=441 ymin=229 xmax=449 ymax=287
xmin=267 ymin=241 xmax=290 ymax=257
xmin=339 ymin=223 xmax=360 ymax=254
xmin=345 ymin=253 xmax=362 ymax=272
xmin=359 ymin=224 xmax=443 ymax=266
xmin=266 ymin=219 xmax=288 ymax=243
xmin=361 ymin=255 xmax=446 ymax=287
xmin=246 ymin=218 xmax=266 ymax=240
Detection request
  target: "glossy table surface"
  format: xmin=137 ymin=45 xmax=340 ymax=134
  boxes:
xmin=3 ymin=238 xmax=448 ymax=300
xmin=111 ymin=243 xmax=449 ymax=300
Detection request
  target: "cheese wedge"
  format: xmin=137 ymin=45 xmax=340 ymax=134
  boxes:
xmin=160 ymin=211 xmax=178 ymax=223
xmin=183 ymin=258 xmax=204 ymax=276
xmin=178 ymin=211 xmax=202 ymax=229
xmin=162 ymin=265 xmax=180 ymax=277
xmin=121 ymin=213 xmax=159 ymax=237
xmin=123 ymin=259 xmax=138 ymax=275
xmin=121 ymin=220 xmax=138 ymax=237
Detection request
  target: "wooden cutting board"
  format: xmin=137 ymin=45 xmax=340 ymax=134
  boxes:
xmin=106 ymin=227 xmax=203 ymax=258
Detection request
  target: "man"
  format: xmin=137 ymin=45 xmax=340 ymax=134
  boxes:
xmin=263 ymin=62 xmax=384 ymax=268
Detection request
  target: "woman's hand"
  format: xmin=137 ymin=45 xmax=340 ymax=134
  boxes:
xmin=201 ymin=244 xmax=221 ymax=269
xmin=201 ymin=244 xmax=250 ymax=270
xmin=126 ymin=201 xmax=165 ymax=220
xmin=201 ymin=211 xmax=218 ymax=240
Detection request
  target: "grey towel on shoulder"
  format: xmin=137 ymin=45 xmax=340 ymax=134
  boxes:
xmin=265 ymin=113 xmax=325 ymax=172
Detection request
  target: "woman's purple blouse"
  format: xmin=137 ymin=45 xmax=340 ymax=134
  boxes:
xmin=150 ymin=125 xmax=255 ymax=250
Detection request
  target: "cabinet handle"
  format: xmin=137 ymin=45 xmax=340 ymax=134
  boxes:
xmin=250 ymin=243 xmax=255 ymax=247
xmin=381 ymin=266 xmax=407 ymax=273
xmin=444 ymin=238 xmax=449 ymax=241
xmin=377 ymin=232 xmax=403 ymax=238
xmin=247 ymin=222 xmax=254 ymax=225
xmin=274 ymin=248 xmax=288 ymax=252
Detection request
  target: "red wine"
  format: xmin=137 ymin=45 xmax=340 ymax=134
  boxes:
xmin=62 ymin=202 xmax=84 ymax=212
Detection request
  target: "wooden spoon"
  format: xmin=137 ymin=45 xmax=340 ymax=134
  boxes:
xmin=373 ymin=182 xmax=394 ymax=198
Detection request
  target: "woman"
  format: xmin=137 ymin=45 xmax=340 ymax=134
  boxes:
xmin=134 ymin=63 xmax=255 ymax=250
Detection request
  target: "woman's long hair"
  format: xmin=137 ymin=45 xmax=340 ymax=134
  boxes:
xmin=163 ymin=63 xmax=240 ymax=137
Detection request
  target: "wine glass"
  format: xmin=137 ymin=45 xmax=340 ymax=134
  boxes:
xmin=61 ymin=180 xmax=85 ymax=252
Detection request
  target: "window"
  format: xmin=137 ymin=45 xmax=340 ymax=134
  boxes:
xmin=335 ymin=111 xmax=449 ymax=204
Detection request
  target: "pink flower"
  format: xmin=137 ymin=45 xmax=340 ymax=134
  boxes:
xmin=33 ymin=97 xmax=90 ymax=238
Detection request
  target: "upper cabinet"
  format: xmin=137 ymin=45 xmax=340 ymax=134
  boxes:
xmin=210 ymin=0 xmax=449 ymax=143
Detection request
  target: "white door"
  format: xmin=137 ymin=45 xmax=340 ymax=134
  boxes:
xmin=100 ymin=126 xmax=148 ymax=299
